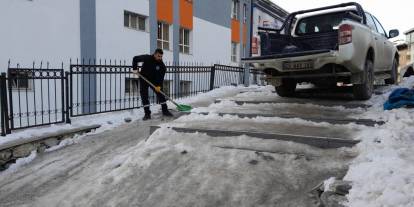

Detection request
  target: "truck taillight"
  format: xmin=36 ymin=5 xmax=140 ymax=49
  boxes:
xmin=339 ymin=24 xmax=353 ymax=45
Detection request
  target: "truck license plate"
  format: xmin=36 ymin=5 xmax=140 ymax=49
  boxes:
xmin=283 ymin=60 xmax=313 ymax=70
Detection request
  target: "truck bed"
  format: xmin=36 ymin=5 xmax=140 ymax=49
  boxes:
xmin=259 ymin=31 xmax=339 ymax=57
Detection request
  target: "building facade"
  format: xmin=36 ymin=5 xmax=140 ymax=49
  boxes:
xmin=1 ymin=0 xmax=288 ymax=128
xmin=404 ymin=28 xmax=414 ymax=64
xmin=0 ymin=0 xmax=270 ymax=71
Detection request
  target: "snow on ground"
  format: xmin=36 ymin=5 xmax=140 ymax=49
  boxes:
xmin=0 ymin=85 xmax=258 ymax=173
xmin=192 ymin=100 xmax=366 ymax=119
xmin=0 ymin=85 xmax=253 ymax=148
xmin=2 ymin=77 xmax=414 ymax=206
xmin=33 ymin=128 xmax=351 ymax=207
xmin=344 ymin=77 xmax=414 ymax=207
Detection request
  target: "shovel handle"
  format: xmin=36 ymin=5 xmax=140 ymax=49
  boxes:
xmin=133 ymin=71 xmax=180 ymax=107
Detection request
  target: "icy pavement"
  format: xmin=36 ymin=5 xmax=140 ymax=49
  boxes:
xmin=0 ymin=81 xmax=414 ymax=206
xmin=169 ymin=113 xmax=361 ymax=139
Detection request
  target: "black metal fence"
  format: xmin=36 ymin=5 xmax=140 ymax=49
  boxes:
xmin=1 ymin=61 xmax=262 ymax=136
xmin=1 ymin=63 xmax=65 ymax=134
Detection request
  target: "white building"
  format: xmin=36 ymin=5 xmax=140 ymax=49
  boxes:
xmin=0 ymin=0 xmax=286 ymax=132
xmin=0 ymin=0 xmax=263 ymax=71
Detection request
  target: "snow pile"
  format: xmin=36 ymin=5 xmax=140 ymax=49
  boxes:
xmin=178 ymin=85 xmax=264 ymax=106
xmin=3 ymin=151 xmax=37 ymax=175
xmin=0 ymin=108 xmax=147 ymax=146
xmin=83 ymin=127 xmax=353 ymax=207
xmin=344 ymin=77 xmax=414 ymax=207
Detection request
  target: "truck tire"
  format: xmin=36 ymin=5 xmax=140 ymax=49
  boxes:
xmin=385 ymin=58 xmax=398 ymax=85
xmin=275 ymin=79 xmax=297 ymax=97
xmin=353 ymin=59 xmax=373 ymax=100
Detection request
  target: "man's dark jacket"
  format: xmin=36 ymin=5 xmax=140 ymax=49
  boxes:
xmin=132 ymin=55 xmax=166 ymax=86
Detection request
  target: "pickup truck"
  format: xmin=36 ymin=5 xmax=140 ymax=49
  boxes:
xmin=242 ymin=2 xmax=400 ymax=100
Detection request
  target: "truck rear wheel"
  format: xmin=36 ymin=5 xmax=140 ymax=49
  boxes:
xmin=385 ymin=58 xmax=398 ymax=85
xmin=275 ymin=79 xmax=297 ymax=97
xmin=353 ymin=59 xmax=373 ymax=100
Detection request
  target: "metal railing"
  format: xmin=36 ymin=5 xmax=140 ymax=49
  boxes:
xmin=5 ymin=63 xmax=65 ymax=131
xmin=0 ymin=61 xmax=249 ymax=136
xmin=67 ymin=61 xmax=245 ymax=117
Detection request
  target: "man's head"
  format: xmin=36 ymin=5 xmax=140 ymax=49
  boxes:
xmin=153 ymin=48 xmax=164 ymax=61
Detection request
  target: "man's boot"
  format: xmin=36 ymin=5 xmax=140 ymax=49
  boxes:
xmin=142 ymin=113 xmax=151 ymax=121
xmin=161 ymin=104 xmax=173 ymax=117
xmin=162 ymin=110 xmax=173 ymax=117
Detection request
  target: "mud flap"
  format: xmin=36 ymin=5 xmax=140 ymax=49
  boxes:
xmin=351 ymin=72 xmax=364 ymax=84
xmin=267 ymin=77 xmax=282 ymax=86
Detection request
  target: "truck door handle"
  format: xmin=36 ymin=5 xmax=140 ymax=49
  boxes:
xmin=375 ymin=37 xmax=378 ymax=40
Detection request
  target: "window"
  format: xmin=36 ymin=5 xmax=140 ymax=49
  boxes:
xmin=179 ymin=28 xmax=191 ymax=54
xmin=124 ymin=11 xmax=146 ymax=31
xmin=162 ymin=80 xmax=172 ymax=97
xmin=242 ymin=45 xmax=246 ymax=58
xmin=365 ymin=13 xmax=377 ymax=32
xmin=295 ymin=12 xmax=354 ymax=35
xmin=157 ymin=22 xmax=170 ymax=50
xmin=243 ymin=4 xmax=247 ymax=23
xmin=372 ymin=16 xmax=387 ymax=37
xmin=180 ymin=80 xmax=192 ymax=97
xmin=231 ymin=0 xmax=240 ymax=20
xmin=9 ymin=70 xmax=32 ymax=90
xmin=231 ymin=42 xmax=238 ymax=62
xmin=125 ymin=78 xmax=140 ymax=95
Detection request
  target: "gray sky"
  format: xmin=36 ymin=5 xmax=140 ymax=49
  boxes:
xmin=271 ymin=0 xmax=413 ymax=40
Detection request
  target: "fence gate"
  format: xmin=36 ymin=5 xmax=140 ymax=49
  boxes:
xmin=6 ymin=66 xmax=65 ymax=131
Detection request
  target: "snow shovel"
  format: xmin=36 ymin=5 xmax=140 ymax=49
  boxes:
xmin=134 ymin=71 xmax=193 ymax=112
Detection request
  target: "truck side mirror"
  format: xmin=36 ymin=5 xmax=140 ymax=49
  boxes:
xmin=389 ymin=29 xmax=399 ymax=38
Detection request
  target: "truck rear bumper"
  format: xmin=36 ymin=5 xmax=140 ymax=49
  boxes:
xmin=242 ymin=50 xmax=339 ymax=72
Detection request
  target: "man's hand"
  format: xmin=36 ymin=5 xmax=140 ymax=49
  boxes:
xmin=154 ymin=86 xmax=161 ymax=93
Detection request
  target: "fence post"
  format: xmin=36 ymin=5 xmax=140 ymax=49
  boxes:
xmin=65 ymin=72 xmax=71 ymax=124
xmin=0 ymin=73 xmax=10 ymax=136
xmin=243 ymin=64 xmax=250 ymax=87
xmin=7 ymin=69 xmax=14 ymax=131
xmin=210 ymin=65 xmax=216 ymax=90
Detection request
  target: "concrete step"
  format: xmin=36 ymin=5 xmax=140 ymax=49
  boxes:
xmin=215 ymin=99 xmax=370 ymax=109
xmin=150 ymin=126 xmax=359 ymax=149
xmin=192 ymin=112 xmax=383 ymax=127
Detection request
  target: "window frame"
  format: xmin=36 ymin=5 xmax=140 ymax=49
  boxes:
xmin=157 ymin=21 xmax=170 ymax=50
xmin=232 ymin=0 xmax=240 ymax=20
xmin=372 ymin=15 xmax=387 ymax=38
xmin=243 ymin=3 xmax=247 ymax=23
xmin=179 ymin=80 xmax=192 ymax=97
xmin=9 ymin=70 xmax=33 ymax=90
xmin=124 ymin=10 xmax=147 ymax=32
xmin=179 ymin=28 xmax=191 ymax=54
xmin=231 ymin=42 xmax=238 ymax=62
xmin=125 ymin=77 xmax=140 ymax=96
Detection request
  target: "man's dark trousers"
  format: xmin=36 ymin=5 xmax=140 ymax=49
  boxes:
xmin=139 ymin=78 xmax=168 ymax=115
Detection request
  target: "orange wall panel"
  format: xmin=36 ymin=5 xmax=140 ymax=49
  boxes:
xmin=231 ymin=19 xmax=240 ymax=43
xmin=180 ymin=0 xmax=193 ymax=29
xmin=157 ymin=0 xmax=173 ymax=24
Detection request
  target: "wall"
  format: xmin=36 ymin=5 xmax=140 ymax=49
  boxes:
xmin=96 ymin=0 xmax=150 ymax=63
xmin=0 ymin=0 xmax=80 ymax=72
xmin=179 ymin=17 xmax=232 ymax=65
